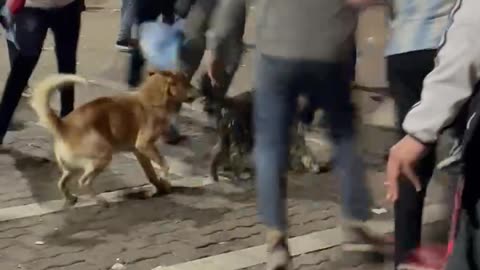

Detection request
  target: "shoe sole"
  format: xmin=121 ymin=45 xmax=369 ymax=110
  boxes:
xmin=115 ymin=45 xmax=132 ymax=52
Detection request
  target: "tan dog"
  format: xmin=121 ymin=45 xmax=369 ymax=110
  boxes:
xmin=30 ymin=72 xmax=193 ymax=207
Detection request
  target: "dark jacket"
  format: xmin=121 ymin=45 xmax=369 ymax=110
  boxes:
xmin=460 ymin=85 xmax=480 ymax=212
xmin=136 ymin=0 xmax=175 ymax=24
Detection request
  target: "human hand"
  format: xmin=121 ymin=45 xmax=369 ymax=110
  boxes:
xmin=385 ymin=135 xmax=427 ymax=202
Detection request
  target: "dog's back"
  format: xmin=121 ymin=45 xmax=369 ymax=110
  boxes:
xmin=61 ymin=96 xmax=145 ymax=150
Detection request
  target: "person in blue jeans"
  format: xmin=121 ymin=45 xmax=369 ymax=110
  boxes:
xmin=115 ymin=0 xmax=136 ymax=51
xmin=206 ymin=0 xmax=389 ymax=269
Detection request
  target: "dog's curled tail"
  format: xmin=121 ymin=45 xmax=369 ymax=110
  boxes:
xmin=30 ymin=74 xmax=87 ymax=137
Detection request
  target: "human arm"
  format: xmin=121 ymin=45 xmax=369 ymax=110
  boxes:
xmin=205 ymin=0 xmax=246 ymax=85
xmin=386 ymin=1 xmax=480 ymax=201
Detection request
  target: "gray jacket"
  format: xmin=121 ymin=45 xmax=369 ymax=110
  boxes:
xmin=207 ymin=0 xmax=358 ymax=62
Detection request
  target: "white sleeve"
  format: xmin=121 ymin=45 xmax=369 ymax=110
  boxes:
xmin=402 ymin=0 xmax=480 ymax=143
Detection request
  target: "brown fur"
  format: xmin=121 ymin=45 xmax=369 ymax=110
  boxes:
xmin=30 ymin=72 xmax=193 ymax=207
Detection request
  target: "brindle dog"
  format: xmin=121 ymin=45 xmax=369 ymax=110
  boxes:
xmin=208 ymin=90 xmax=329 ymax=182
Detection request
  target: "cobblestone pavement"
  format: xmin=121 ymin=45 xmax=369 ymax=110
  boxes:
xmin=244 ymin=247 xmax=394 ymax=270
xmin=0 ymin=168 xmax=341 ymax=270
xmin=0 ymin=142 xmax=452 ymax=270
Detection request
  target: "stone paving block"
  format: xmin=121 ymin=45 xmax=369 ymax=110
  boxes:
xmin=0 ymin=164 xmax=451 ymax=270
xmin=134 ymin=253 xmax=182 ymax=270
xmin=3 ymin=245 xmax=38 ymax=262
xmin=120 ymin=246 xmax=173 ymax=265
xmin=55 ymin=261 xmax=100 ymax=270
xmin=23 ymin=251 xmax=90 ymax=270
xmin=0 ymin=260 xmax=22 ymax=270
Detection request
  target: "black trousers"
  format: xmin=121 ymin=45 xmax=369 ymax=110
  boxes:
xmin=0 ymin=0 xmax=81 ymax=143
xmin=387 ymin=50 xmax=438 ymax=267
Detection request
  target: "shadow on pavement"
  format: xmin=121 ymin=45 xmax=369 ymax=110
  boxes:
xmin=41 ymin=189 xmax=230 ymax=249
xmin=9 ymin=148 xmax=130 ymax=204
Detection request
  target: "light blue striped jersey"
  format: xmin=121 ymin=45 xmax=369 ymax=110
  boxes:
xmin=385 ymin=0 xmax=457 ymax=56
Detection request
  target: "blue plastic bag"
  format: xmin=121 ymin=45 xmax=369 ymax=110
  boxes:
xmin=139 ymin=20 xmax=184 ymax=71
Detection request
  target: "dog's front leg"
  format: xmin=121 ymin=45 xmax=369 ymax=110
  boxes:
xmin=136 ymin=129 xmax=171 ymax=181
xmin=134 ymin=150 xmax=171 ymax=195
xmin=136 ymin=126 xmax=170 ymax=175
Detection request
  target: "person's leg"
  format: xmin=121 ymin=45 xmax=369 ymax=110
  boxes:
xmin=0 ymin=8 xmax=48 ymax=144
xmin=80 ymin=0 xmax=86 ymax=11
xmin=116 ymin=0 xmax=135 ymax=50
xmin=160 ymin=0 xmax=176 ymax=25
xmin=387 ymin=50 xmax=437 ymax=267
xmin=127 ymin=47 xmax=145 ymax=87
xmin=175 ymin=0 xmax=194 ymax=18
xmin=254 ymin=53 xmax=299 ymax=269
xmin=349 ymin=44 xmax=357 ymax=86
xmin=313 ymin=62 xmax=373 ymax=232
xmin=6 ymin=39 xmax=18 ymax=67
xmin=50 ymin=0 xmax=82 ymax=117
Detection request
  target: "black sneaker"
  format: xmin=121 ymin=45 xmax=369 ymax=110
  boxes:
xmin=115 ymin=39 xmax=133 ymax=52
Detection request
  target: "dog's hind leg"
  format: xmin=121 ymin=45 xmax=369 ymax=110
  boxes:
xmin=58 ymin=169 xmax=77 ymax=207
xmin=133 ymin=151 xmax=171 ymax=195
xmin=55 ymin=154 xmax=77 ymax=207
xmin=78 ymin=158 xmax=111 ymax=207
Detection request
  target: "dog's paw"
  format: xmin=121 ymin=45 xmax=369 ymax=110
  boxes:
xmin=96 ymin=197 xmax=110 ymax=208
xmin=63 ymin=196 xmax=78 ymax=208
xmin=155 ymin=181 xmax=172 ymax=195
xmin=143 ymin=189 xmax=157 ymax=198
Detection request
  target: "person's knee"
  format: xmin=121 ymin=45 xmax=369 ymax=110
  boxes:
xmin=9 ymin=54 xmax=41 ymax=78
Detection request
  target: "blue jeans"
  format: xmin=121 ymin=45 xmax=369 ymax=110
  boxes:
xmin=254 ymin=54 xmax=372 ymax=231
xmin=118 ymin=0 xmax=136 ymax=41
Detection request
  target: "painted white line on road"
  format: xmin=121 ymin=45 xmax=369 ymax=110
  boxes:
xmin=0 ymin=177 xmax=211 ymax=223
xmin=153 ymin=203 xmax=447 ymax=270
